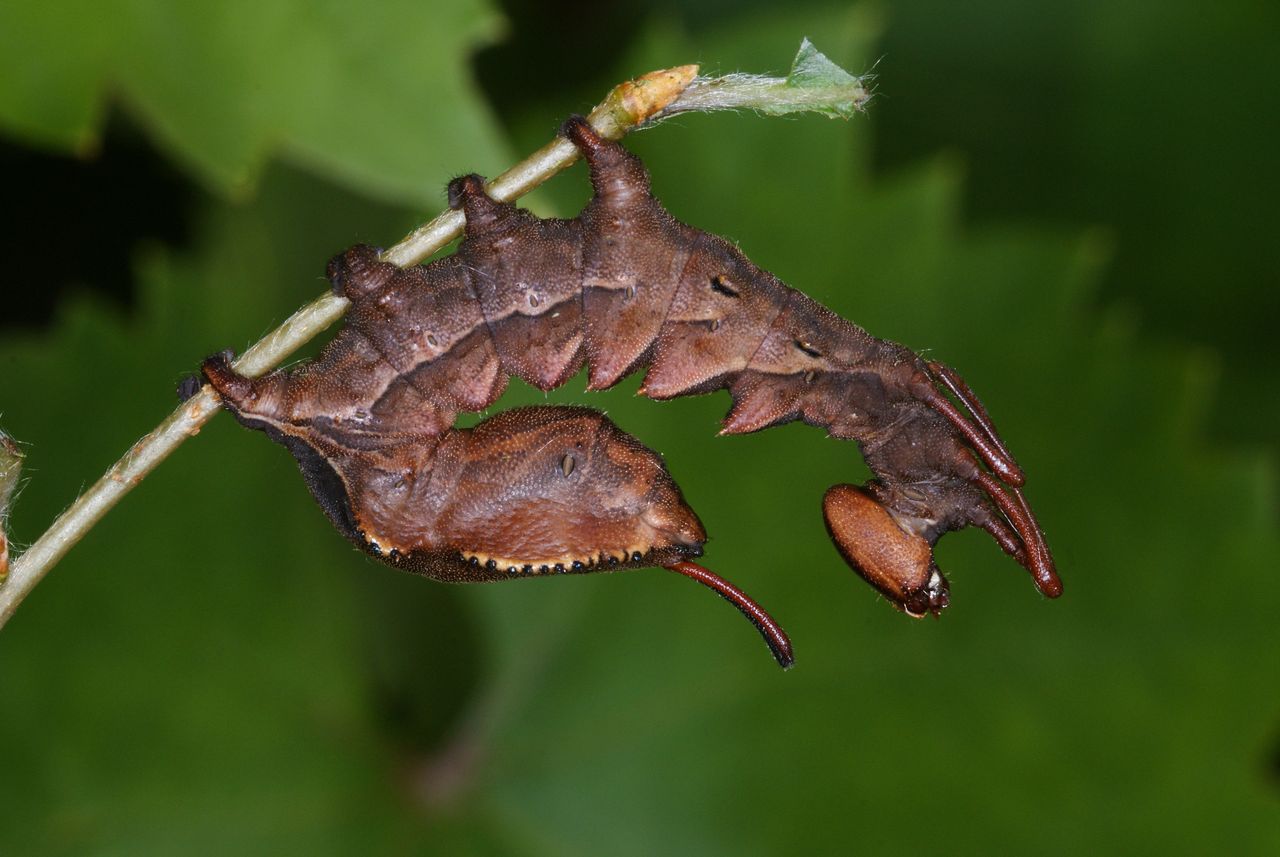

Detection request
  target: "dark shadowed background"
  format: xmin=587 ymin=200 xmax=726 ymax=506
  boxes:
xmin=1 ymin=1 xmax=1276 ymax=854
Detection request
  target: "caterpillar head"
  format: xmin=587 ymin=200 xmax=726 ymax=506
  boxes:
xmin=822 ymin=483 xmax=950 ymax=617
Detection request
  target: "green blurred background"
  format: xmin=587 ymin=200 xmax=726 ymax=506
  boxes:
xmin=1 ymin=1 xmax=1276 ymax=854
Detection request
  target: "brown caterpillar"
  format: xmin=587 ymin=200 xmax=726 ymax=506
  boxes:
xmin=196 ymin=116 xmax=1060 ymax=669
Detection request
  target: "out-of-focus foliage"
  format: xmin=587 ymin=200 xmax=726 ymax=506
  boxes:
xmin=871 ymin=0 xmax=1280 ymax=448
xmin=0 ymin=0 xmax=510 ymax=203
xmin=1 ymin=2 xmax=1276 ymax=855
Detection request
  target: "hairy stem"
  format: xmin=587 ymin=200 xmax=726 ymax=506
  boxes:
xmin=0 ymin=42 xmax=870 ymax=629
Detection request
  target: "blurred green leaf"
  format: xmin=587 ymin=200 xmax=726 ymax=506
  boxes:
xmin=0 ymin=0 xmax=510 ymax=204
xmin=871 ymin=0 xmax=1280 ymax=448
xmin=0 ymin=4 xmax=1276 ymax=856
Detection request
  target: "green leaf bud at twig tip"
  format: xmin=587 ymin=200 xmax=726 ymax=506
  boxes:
xmin=591 ymin=64 xmax=701 ymax=136
xmin=0 ymin=429 xmax=24 ymax=583
xmin=654 ymin=39 xmax=872 ymax=121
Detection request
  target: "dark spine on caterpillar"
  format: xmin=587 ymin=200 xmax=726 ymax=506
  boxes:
xmin=201 ymin=113 xmax=1057 ymax=640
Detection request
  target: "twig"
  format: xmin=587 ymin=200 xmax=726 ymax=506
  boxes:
xmin=0 ymin=42 xmax=871 ymax=629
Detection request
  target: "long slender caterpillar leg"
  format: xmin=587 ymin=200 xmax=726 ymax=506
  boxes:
xmin=972 ymin=508 xmax=1027 ymax=564
xmin=916 ymin=380 xmax=1026 ymax=487
xmin=972 ymin=470 xmax=1061 ymax=597
xmin=666 ymin=560 xmax=795 ymax=669
xmin=925 ymin=360 xmax=1020 ymax=469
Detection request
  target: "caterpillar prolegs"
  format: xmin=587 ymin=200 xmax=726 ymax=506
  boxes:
xmin=197 ymin=116 xmax=1060 ymax=668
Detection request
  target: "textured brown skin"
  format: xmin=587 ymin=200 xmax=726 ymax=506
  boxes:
xmin=199 ymin=115 xmax=1060 ymax=621
xmin=823 ymin=484 xmax=947 ymax=617
xmin=195 ymin=384 xmax=705 ymax=581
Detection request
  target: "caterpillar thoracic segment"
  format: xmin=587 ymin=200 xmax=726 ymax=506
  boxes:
xmin=197 ymin=115 xmax=1060 ymax=669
